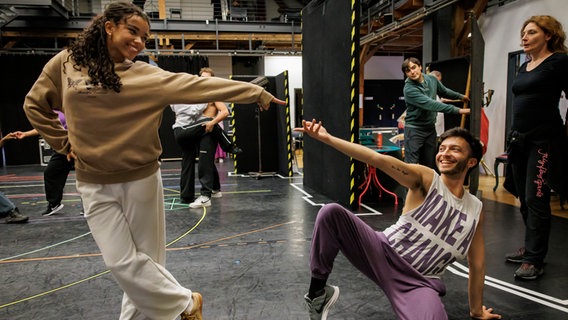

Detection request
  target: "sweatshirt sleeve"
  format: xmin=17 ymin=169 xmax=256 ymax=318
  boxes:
xmin=403 ymin=84 xmax=461 ymax=114
xmin=135 ymin=63 xmax=275 ymax=107
xmin=23 ymin=52 xmax=70 ymax=155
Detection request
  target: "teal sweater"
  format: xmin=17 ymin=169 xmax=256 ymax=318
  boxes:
xmin=403 ymin=73 xmax=464 ymax=129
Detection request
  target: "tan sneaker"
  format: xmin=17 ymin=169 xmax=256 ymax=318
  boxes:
xmin=181 ymin=292 xmax=202 ymax=320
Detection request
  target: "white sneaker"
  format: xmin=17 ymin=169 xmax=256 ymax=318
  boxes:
xmin=211 ymin=190 xmax=222 ymax=198
xmin=189 ymin=195 xmax=211 ymax=208
xmin=42 ymin=203 xmax=64 ymax=216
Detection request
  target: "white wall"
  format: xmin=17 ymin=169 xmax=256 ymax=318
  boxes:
xmin=264 ymin=56 xmax=303 ymax=128
xmin=364 ymin=56 xmax=404 ymax=80
xmin=479 ymin=0 xmax=568 ymax=173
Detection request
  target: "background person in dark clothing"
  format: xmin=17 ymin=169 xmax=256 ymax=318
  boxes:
xmin=171 ymin=67 xmax=242 ymax=208
xmin=504 ymin=15 xmax=568 ymax=280
xmin=13 ymin=110 xmax=77 ymax=216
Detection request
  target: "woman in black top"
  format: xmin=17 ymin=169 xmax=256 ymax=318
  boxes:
xmin=505 ymin=15 xmax=568 ymax=280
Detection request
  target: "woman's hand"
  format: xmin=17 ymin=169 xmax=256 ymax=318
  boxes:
xmin=259 ymin=97 xmax=286 ymax=111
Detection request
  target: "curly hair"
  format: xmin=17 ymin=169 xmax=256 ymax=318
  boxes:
xmin=66 ymin=2 xmax=149 ymax=92
xmin=521 ymin=15 xmax=568 ymax=54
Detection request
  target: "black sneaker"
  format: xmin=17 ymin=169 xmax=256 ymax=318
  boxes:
xmin=6 ymin=208 xmax=29 ymax=224
xmin=42 ymin=203 xmax=64 ymax=216
xmin=304 ymin=285 xmax=340 ymax=320
xmin=505 ymin=247 xmax=525 ymax=263
xmin=514 ymin=263 xmax=544 ymax=280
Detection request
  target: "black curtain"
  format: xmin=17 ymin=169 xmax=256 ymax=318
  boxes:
xmin=0 ymin=54 xmax=55 ymax=166
xmin=157 ymin=55 xmax=209 ymax=75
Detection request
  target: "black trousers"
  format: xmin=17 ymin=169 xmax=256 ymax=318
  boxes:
xmin=509 ymin=139 xmax=552 ymax=267
xmin=173 ymin=121 xmax=222 ymax=202
xmin=404 ymin=126 xmax=437 ymax=169
xmin=44 ymin=152 xmax=74 ymax=206
xmin=183 ymin=118 xmax=235 ymax=152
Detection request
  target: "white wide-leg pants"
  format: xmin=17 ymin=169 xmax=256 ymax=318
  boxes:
xmin=77 ymin=170 xmax=192 ymax=320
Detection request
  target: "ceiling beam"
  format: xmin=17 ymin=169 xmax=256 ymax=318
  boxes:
xmin=361 ymin=0 xmax=460 ymax=46
xmin=1 ymin=30 xmax=301 ymax=43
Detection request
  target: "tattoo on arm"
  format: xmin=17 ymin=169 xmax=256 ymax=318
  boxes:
xmin=391 ymin=165 xmax=409 ymax=175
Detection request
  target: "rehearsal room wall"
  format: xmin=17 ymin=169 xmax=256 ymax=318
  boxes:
xmin=264 ymin=56 xmax=302 ymax=128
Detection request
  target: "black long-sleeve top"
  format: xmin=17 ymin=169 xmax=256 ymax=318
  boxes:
xmin=512 ymin=52 xmax=568 ymax=138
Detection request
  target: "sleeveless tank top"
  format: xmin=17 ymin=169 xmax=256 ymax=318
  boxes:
xmin=383 ymin=171 xmax=482 ymax=278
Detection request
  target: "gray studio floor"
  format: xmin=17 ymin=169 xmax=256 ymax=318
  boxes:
xmin=1 ymin=160 xmax=567 ymax=319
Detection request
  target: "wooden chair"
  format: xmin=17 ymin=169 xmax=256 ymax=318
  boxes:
xmin=493 ymin=153 xmax=508 ymax=192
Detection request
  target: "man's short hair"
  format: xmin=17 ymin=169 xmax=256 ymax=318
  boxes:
xmin=439 ymin=127 xmax=482 ymax=168
xmin=429 ymin=70 xmax=442 ymax=80
xmin=401 ymin=57 xmax=422 ymax=73
xmin=199 ymin=67 xmax=215 ymax=76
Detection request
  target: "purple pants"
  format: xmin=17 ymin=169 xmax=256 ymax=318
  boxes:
xmin=310 ymin=203 xmax=448 ymax=320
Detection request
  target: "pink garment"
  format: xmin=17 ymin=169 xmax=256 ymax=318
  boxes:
xmin=215 ymin=144 xmax=226 ymax=159
xmin=215 ymin=121 xmax=227 ymax=159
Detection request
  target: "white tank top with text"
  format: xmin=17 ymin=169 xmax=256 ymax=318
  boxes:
xmin=383 ymin=171 xmax=482 ymax=278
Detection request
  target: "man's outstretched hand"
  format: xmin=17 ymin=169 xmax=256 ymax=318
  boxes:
xmin=470 ymin=305 xmax=502 ymax=319
xmin=293 ymin=119 xmax=331 ymax=143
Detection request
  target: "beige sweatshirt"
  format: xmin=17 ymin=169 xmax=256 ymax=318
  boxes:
xmin=24 ymin=50 xmax=274 ymax=184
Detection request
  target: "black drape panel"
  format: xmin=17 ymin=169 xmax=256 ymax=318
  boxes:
xmin=0 ymin=54 xmax=55 ymax=166
xmin=274 ymin=71 xmax=293 ymax=177
xmin=157 ymin=55 xmax=209 ymax=75
xmin=302 ymin=0 xmax=360 ymax=206
xmin=154 ymin=55 xmax=209 ymax=159
xmin=428 ymin=57 xmax=470 ymax=132
xmin=231 ymin=75 xmax=279 ymax=174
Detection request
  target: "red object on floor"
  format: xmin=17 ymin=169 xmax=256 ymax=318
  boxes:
xmin=358 ymin=166 xmax=398 ymax=207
